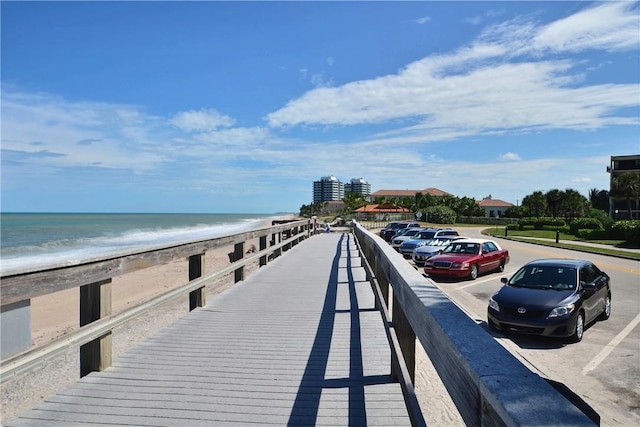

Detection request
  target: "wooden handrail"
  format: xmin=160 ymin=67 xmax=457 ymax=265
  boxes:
xmin=1 ymin=220 xmax=311 ymax=381
xmin=352 ymin=221 xmax=597 ymax=427
xmin=1 ymin=220 xmax=310 ymax=306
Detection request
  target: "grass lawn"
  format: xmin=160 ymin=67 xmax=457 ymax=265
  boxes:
xmin=354 ymin=220 xmax=638 ymax=259
xmin=482 ymin=227 xmax=639 ymax=260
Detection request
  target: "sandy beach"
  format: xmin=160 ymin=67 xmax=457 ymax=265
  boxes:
xmin=1 ymin=224 xmax=463 ymax=426
xmin=1 ymin=236 xmax=259 ymax=422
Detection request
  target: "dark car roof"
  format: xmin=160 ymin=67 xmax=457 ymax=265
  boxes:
xmin=525 ymin=258 xmax=591 ymax=268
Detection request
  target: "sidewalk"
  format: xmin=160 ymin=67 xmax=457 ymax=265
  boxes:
xmin=505 ymin=236 xmax=640 ymax=257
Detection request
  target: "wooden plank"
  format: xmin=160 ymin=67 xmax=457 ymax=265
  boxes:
xmin=6 ymin=233 xmax=412 ymax=427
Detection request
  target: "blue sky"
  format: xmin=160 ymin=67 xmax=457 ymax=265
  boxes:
xmin=1 ymin=1 xmax=639 ymax=214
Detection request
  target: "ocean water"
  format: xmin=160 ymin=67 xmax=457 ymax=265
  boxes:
xmin=0 ymin=213 xmax=281 ymax=274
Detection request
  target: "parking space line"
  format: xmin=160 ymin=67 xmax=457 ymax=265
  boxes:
xmin=582 ymin=312 xmax=640 ymax=376
xmin=455 ymin=270 xmax=516 ymax=290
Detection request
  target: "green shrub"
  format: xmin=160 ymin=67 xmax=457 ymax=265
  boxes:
xmin=589 ymin=209 xmax=614 ymax=229
xmin=576 ymin=229 xmax=609 ymax=239
xmin=569 ymin=217 xmax=603 ymax=234
xmin=426 ymin=205 xmax=457 ymax=224
xmin=519 ymin=217 xmax=566 ymax=230
xmin=611 ymin=220 xmax=640 ymax=244
xmin=542 ymin=225 xmax=570 ymax=233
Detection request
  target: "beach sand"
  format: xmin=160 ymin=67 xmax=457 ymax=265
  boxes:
xmin=1 ymin=225 xmax=463 ymax=426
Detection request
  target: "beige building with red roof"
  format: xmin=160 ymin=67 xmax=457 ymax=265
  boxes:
xmin=477 ymin=196 xmax=514 ymax=218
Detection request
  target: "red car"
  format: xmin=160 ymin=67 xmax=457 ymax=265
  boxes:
xmin=423 ymin=239 xmax=509 ymax=280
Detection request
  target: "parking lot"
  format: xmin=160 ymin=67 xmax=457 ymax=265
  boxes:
xmin=387 ymin=226 xmax=640 ymax=426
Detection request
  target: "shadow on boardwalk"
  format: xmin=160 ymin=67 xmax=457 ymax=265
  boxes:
xmin=6 ymin=233 xmax=411 ymax=426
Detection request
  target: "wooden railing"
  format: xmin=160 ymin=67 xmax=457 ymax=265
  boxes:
xmin=0 ymin=219 xmax=312 ymax=382
xmin=352 ymin=221 xmax=598 ymax=427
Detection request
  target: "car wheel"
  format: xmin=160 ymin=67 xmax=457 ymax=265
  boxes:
xmin=599 ymin=294 xmax=611 ymax=321
xmin=570 ymin=312 xmax=584 ymax=343
xmin=497 ymin=259 xmax=505 ymax=272
xmin=468 ymin=264 xmax=479 ymax=280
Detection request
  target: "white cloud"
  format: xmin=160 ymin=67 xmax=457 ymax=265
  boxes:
xmin=266 ymin=3 xmax=640 ymax=139
xmin=498 ymin=152 xmax=521 ymax=161
xmin=571 ymin=176 xmax=592 ymax=184
xmin=415 ymin=16 xmax=431 ymax=25
xmin=533 ymin=2 xmax=640 ymax=53
xmin=465 ymin=9 xmax=504 ymax=26
xmin=465 ymin=16 xmax=483 ymax=26
xmin=0 ymin=90 xmax=165 ymax=171
xmin=170 ymin=109 xmax=235 ymax=132
xmin=310 ymin=72 xmax=332 ymax=88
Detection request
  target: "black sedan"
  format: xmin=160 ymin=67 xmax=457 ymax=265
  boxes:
xmin=487 ymin=258 xmax=611 ymax=342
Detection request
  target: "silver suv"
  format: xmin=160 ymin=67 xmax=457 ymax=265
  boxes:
xmin=399 ymin=228 xmax=459 ymax=258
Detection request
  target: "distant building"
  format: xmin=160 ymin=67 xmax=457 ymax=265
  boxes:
xmin=344 ymin=178 xmax=371 ymax=197
xmin=476 ymin=195 xmax=514 ymax=218
xmin=313 ymin=176 xmax=344 ymax=204
xmin=369 ymin=187 xmax=451 ymax=202
xmin=608 ymin=154 xmax=640 ymax=219
xmin=354 ymin=203 xmax=413 ymax=221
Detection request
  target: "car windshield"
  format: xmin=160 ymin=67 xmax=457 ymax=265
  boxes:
xmin=431 ymin=238 xmax=452 ymax=246
xmin=442 ymin=242 xmax=479 ymax=255
xmin=509 ymin=265 xmax=577 ymax=290
xmin=415 ymin=230 xmax=436 ymax=239
xmin=400 ymin=228 xmax=421 ymax=236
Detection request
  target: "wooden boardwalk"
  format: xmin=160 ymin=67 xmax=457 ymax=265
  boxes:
xmin=7 ymin=233 xmax=413 ymax=426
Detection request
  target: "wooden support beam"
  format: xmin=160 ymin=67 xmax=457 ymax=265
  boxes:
xmin=233 ymin=242 xmax=244 ymax=283
xmin=188 ymin=254 xmax=205 ymax=310
xmin=392 ymin=293 xmax=416 ymax=382
xmin=259 ymin=236 xmax=268 ymax=267
xmin=79 ymin=279 xmax=112 ymax=377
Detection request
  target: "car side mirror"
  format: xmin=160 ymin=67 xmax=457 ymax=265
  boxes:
xmin=501 ymin=277 xmax=508 ymax=284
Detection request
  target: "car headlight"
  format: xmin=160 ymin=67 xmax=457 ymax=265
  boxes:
xmin=489 ymin=298 xmax=500 ymax=312
xmin=548 ymin=303 xmax=575 ymax=318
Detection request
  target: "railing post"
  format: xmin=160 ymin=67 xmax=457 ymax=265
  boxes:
xmin=373 ymin=255 xmax=390 ymax=310
xmin=234 ymin=242 xmax=245 ymax=283
xmin=273 ymin=232 xmax=282 ymax=259
xmin=259 ymin=235 xmax=268 ymax=267
xmin=283 ymin=229 xmax=291 ymax=251
xmin=0 ymin=300 xmax=31 ymax=360
xmin=188 ymin=254 xmax=206 ymax=310
xmin=79 ymin=279 xmax=112 ymax=377
xmin=392 ymin=294 xmax=416 ymax=382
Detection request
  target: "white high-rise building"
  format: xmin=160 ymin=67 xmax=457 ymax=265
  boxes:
xmin=313 ymin=176 xmax=344 ymax=203
xmin=345 ymin=178 xmax=371 ymax=197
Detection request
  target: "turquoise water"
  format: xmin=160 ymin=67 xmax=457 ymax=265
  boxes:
xmin=0 ymin=213 xmax=279 ymax=272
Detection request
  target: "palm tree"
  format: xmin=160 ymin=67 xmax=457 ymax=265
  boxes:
xmin=545 ymin=189 xmax=565 ymax=219
xmin=522 ymin=191 xmax=546 ymax=217
xmin=611 ymin=172 xmax=640 ymax=219
xmin=589 ymin=188 xmax=609 ymax=212
xmin=563 ymin=189 xmax=589 ymax=221
xmin=342 ymin=192 xmax=367 ymax=212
